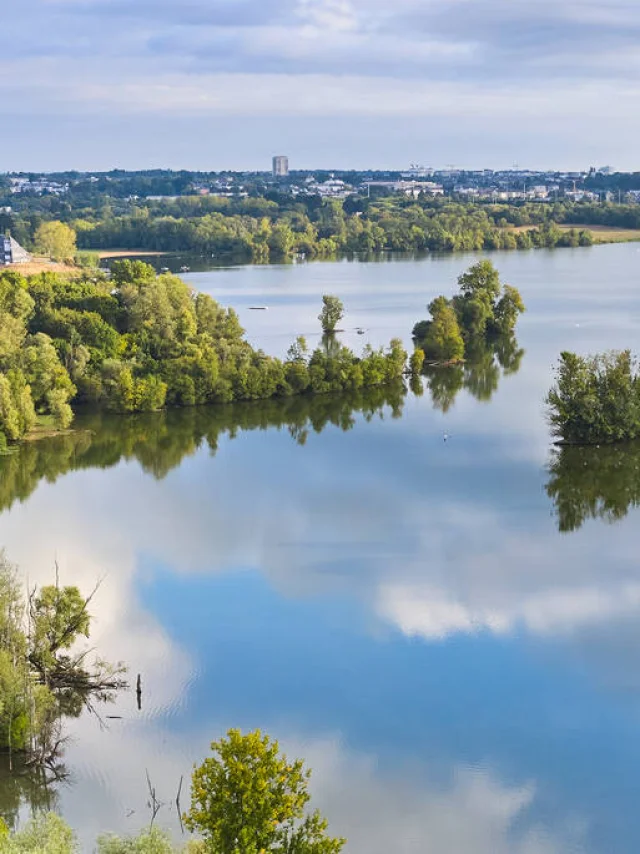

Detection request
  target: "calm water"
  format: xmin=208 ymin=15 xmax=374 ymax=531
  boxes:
xmin=3 ymin=244 xmax=640 ymax=853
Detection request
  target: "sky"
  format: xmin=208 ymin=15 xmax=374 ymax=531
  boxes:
xmin=2 ymin=0 xmax=640 ymax=171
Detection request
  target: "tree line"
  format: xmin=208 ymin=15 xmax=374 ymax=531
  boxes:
xmin=0 ymin=262 xmax=409 ymax=449
xmin=4 ymin=196 xmax=624 ymax=266
xmin=70 ymin=203 xmax=595 ymax=260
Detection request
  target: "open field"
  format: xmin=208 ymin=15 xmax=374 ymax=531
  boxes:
xmin=561 ymin=224 xmax=640 ymax=243
xmin=5 ymin=258 xmax=77 ymax=275
xmin=507 ymin=224 xmax=640 ymax=243
xmin=98 ymin=249 xmax=166 ymax=259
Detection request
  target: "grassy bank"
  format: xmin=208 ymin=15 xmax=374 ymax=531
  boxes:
xmin=560 ymin=224 xmax=640 ymax=243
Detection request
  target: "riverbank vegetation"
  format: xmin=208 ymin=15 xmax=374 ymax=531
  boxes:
xmin=412 ymin=261 xmax=525 ymax=362
xmin=547 ymin=350 xmax=640 ymax=445
xmin=8 ymin=196 xmax=640 ymax=268
xmin=1 ymin=729 xmax=344 ymax=854
xmin=0 ymin=554 xmax=125 ymax=775
xmin=0 ymin=262 xmax=407 ymax=448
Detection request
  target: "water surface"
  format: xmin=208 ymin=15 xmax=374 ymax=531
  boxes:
xmin=3 ymin=245 xmax=640 ymax=853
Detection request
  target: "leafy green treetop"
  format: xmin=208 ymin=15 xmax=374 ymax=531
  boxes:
xmin=318 ymin=296 xmax=344 ymax=335
xmin=420 ymin=297 xmax=465 ymax=363
xmin=34 ymin=222 xmax=77 ymax=264
xmin=457 ymin=259 xmax=501 ymax=300
xmin=185 ymin=729 xmax=346 ymax=854
xmin=547 ymin=349 xmax=640 ymax=445
xmin=413 ymin=261 xmax=525 ymax=362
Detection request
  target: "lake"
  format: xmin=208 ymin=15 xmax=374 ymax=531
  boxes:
xmin=3 ymin=244 xmax=640 ymax=853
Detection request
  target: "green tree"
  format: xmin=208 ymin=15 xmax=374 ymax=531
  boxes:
xmin=547 ymin=350 xmax=640 ymax=444
xmin=409 ymin=348 xmax=425 ymax=377
xmin=457 ymin=259 xmax=501 ymax=301
xmin=185 ymin=729 xmax=345 ymax=854
xmin=34 ymin=222 xmax=77 ymax=264
xmin=318 ymin=296 xmax=344 ymax=335
xmin=421 ymin=299 xmax=465 ymax=362
xmin=20 ymin=334 xmax=75 ymax=428
xmin=287 ymin=336 xmax=309 ymax=364
xmin=492 ymin=284 xmax=526 ymax=336
xmin=29 ymin=584 xmax=91 ymax=676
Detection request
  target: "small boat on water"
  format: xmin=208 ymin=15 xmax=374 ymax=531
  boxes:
xmin=356 ymin=328 xmax=365 ymax=335
xmin=249 ymin=306 xmax=269 ymax=310
xmin=160 ymin=266 xmax=170 ymax=272
xmin=180 ymin=265 xmax=191 ymax=273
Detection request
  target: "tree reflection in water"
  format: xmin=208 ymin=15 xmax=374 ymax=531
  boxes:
xmin=0 ymin=384 xmax=407 ymax=514
xmin=422 ymin=335 xmax=525 ymax=413
xmin=0 ymin=385 xmax=407 ymax=824
xmin=547 ymin=441 xmax=640 ymax=533
xmin=0 ymin=752 xmax=67 ymax=829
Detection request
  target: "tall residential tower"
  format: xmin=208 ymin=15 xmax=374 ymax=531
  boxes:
xmin=272 ymin=156 xmax=289 ymax=178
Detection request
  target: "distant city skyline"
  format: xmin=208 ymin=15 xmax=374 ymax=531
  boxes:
xmin=4 ymin=1 xmax=640 ymax=171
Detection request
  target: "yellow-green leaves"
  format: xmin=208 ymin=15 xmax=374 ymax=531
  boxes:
xmin=185 ymin=729 xmax=345 ymax=854
xmin=34 ymin=222 xmax=77 ymax=264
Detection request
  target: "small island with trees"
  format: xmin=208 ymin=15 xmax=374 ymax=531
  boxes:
xmin=547 ymin=350 xmax=640 ymax=445
xmin=411 ymin=260 xmax=526 ymax=363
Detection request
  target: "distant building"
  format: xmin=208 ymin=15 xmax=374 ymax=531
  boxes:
xmin=311 ymin=178 xmax=353 ymax=199
xmin=272 ymin=156 xmax=289 ymax=178
xmin=1 ymin=236 xmax=31 ymax=266
xmin=401 ymin=164 xmax=434 ymax=179
xmin=363 ymin=180 xmax=444 ymax=198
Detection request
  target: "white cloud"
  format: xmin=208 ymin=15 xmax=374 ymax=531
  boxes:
xmin=4 ymin=0 xmax=640 ymax=165
xmin=296 ymin=0 xmax=359 ymax=32
xmin=57 ymin=719 xmax=581 ymax=853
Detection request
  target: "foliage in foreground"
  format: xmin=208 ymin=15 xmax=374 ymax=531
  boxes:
xmin=1 ymin=730 xmax=344 ymax=854
xmin=186 ymin=729 xmax=345 ymax=854
xmin=0 ymin=261 xmax=408 ymax=447
xmin=547 ymin=350 xmax=640 ymax=445
xmin=0 ymin=812 xmax=74 ymax=853
xmin=412 ymin=261 xmax=525 ymax=362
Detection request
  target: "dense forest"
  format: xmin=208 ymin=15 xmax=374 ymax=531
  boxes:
xmin=70 ymin=200 xmax=596 ymax=260
xmin=0 ymin=261 xmax=409 ymax=448
xmin=8 ymin=194 xmax=640 ymax=264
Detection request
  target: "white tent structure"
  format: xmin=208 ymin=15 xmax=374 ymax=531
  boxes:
xmin=1 ymin=236 xmax=31 ymax=265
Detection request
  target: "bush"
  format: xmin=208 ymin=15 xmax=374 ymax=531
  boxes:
xmin=0 ymin=813 xmax=76 ymax=853
xmin=547 ymin=350 xmax=640 ymax=444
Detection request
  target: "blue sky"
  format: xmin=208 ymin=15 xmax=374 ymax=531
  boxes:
xmin=3 ymin=1 xmax=640 ymax=172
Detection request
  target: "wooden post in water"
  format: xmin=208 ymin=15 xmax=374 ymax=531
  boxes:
xmin=136 ymin=673 xmax=142 ymax=711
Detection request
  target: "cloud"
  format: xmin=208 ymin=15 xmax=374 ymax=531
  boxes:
xmin=57 ymin=718 xmax=580 ymax=853
xmin=3 ymin=0 xmax=640 ymax=166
